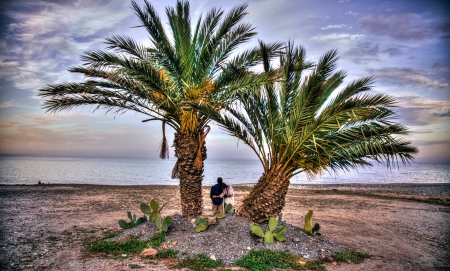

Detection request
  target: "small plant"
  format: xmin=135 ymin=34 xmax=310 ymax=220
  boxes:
xmin=118 ymin=211 xmax=147 ymax=229
xmin=216 ymin=204 xmax=233 ymax=218
xmin=278 ymin=212 xmax=283 ymax=223
xmin=140 ymin=199 xmax=167 ymax=221
xmin=194 ymin=217 xmax=210 ymax=232
xmin=304 ymin=210 xmax=321 ymax=236
xmin=235 ymin=249 xmax=325 ymax=271
xmin=250 ymin=217 xmax=287 ymax=244
xmin=157 ymin=248 xmax=179 ymax=258
xmin=334 ymin=249 xmax=371 ymax=264
xmin=89 ymin=235 xmax=150 ymax=256
xmin=178 ymin=253 xmax=224 ymax=271
xmin=150 ymin=232 xmax=167 ymax=248
xmin=155 ymin=213 xmax=173 ymax=233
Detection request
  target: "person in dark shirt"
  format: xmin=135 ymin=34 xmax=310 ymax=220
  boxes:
xmin=210 ymin=177 xmax=224 ymax=215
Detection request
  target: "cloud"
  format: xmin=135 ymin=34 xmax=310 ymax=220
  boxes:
xmin=369 ymin=67 xmax=449 ymax=89
xmin=321 ymin=24 xmax=352 ymax=30
xmin=0 ymin=113 xmax=166 ymax=158
xmin=0 ymin=100 xmax=14 ymax=108
xmin=307 ymin=15 xmax=329 ymax=19
xmin=310 ymin=33 xmax=364 ymax=41
xmin=359 ymin=13 xmax=441 ymax=41
xmin=408 ymin=129 xmax=434 ymax=134
xmin=0 ymin=0 xmax=135 ymax=91
xmin=394 ymin=95 xmax=450 ymax=126
xmin=433 ymin=63 xmax=450 ymax=72
xmin=345 ymin=11 xmax=359 ymax=16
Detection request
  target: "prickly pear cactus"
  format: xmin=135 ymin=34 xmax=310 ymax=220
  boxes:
xmin=155 ymin=213 xmax=172 ymax=233
xmin=195 ymin=218 xmax=209 ymax=232
xmin=118 ymin=211 xmax=147 ymax=229
xmin=250 ymin=217 xmax=287 ymax=243
xmin=118 ymin=219 xmax=130 ymax=229
xmin=140 ymin=199 xmax=167 ymax=221
xmin=304 ymin=210 xmax=320 ymax=236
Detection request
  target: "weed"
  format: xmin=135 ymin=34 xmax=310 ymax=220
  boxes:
xmin=150 ymin=232 xmax=167 ymax=248
xmin=89 ymin=235 xmax=150 ymax=256
xmin=234 ymin=249 xmax=325 ymax=271
xmin=178 ymin=253 xmax=224 ymax=271
xmin=129 ymin=263 xmax=142 ymax=269
xmin=46 ymin=236 xmax=58 ymax=241
xmin=334 ymin=249 xmax=371 ymax=264
xmin=157 ymin=248 xmax=179 ymax=258
xmin=102 ymin=230 xmax=123 ymax=239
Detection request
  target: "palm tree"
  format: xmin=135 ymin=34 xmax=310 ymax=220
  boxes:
xmin=200 ymin=42 xmax=418 ymax=223
xmin=39 ymin=0 xmax=279 ymax=217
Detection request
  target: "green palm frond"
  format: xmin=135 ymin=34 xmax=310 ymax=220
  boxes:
xmin=201 ymin=41 xmax=417 ymax=178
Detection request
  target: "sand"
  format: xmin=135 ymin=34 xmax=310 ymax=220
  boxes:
xmin=0 ymin=183 xmax=449 ymax=270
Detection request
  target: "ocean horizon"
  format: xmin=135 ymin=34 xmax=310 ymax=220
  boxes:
xmin=0 ymin=155 xmax=448 ymax=186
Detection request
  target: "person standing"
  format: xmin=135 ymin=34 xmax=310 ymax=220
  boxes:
xmin=210 ymin=177 xmax=224 ymax=215
xmin=223 ymin=183 xmax=234 ymax=209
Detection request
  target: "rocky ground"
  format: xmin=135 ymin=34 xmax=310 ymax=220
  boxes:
xmin=0 ymin=183 xmax=449 ymax=270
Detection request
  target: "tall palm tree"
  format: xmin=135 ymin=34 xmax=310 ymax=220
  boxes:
xmin=39 ymin=0 xmax=279 ymax=217
xmin=200 ymin=42 xmax=418 ymax=223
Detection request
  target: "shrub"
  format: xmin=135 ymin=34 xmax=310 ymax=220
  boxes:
xmin=178 ymin=253 xmax=224 ymax=271
xmin=234 ymin=249 xmax=325 ymax=271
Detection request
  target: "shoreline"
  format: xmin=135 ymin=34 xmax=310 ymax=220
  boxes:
xmin=2 ymin=182 xmax=449 ymax=195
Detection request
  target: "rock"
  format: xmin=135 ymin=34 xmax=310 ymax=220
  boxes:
xmin=140 ymin=248 xmax=158 ymax=257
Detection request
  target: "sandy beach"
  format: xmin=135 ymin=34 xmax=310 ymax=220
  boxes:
xmin=1 ymin=183 xmax=449 ymax=270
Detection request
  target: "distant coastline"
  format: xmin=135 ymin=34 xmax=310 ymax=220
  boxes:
xmin=1 ymin=155 xmax=449 ymax=186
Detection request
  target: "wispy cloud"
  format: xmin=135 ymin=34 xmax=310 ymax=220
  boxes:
xmin=310 ymin=33 xmax=364 ymax=41
xmin=370 ymin=67 xmax=449 ymax=88
xmin=359 ymin=13 xmax=443 ymax=41
xmin=345 ymin=11 xmax=359 ymax=16
xmin=0 ymin=113 xmax=164 ymax=157
xmin=0 ymin=100 xmax=14 ymax=108
xmin=394 ymin=95 xmax=450 ymax=126
xmin=320 ymin=24 xmax=352 ymax=30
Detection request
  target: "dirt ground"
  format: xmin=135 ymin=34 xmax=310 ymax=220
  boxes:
xmin=0 ymin=184 xmax=449 ymax=271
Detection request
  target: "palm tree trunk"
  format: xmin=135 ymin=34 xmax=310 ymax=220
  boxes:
xmin=237 ymin=165 xmax=292 ymax=223
xmin=172 ymin=131 xmax=207 ymax=217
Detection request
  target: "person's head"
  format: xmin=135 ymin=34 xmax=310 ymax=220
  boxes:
xmin=217 ymin=177 xmax=223 ymax=185
xmin=221 ymin=182 xmax=228 ymax=190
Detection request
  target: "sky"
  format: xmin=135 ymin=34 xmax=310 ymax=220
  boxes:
xmin=0 ymin=0 xmax=449 ymax=162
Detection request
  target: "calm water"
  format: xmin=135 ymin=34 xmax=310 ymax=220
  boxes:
xmin=0 ymin=155 xmax=448 ymax=186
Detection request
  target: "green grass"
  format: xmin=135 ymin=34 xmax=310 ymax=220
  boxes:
xmin=334 ymin=249 xmax=371 ymax=264
xmin=102 ymin=230 xmax=123 ymax=239
xmin=157 ymin=248 xmax=179 ymax=258
xmin=177 ymin=253 xmax=224 ymax=271
xmin=150 ymin=232 xmax=167 ymax=248
xmin=89 ymin=235 xmax=150 ymax=256
xmin=234 ymin=249 xmax=325 ymax=271
xmin=129 ymin=264 xmax=142 ymax=269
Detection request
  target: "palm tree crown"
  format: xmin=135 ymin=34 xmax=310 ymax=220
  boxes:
xmin=201 ymin=42 xmax=418 ymax=222
xmin=39 ymin=0 xmax=278 ymax=217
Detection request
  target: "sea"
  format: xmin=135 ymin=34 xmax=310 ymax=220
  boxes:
xmin=0 ymin=155 xmax=448 ymax=186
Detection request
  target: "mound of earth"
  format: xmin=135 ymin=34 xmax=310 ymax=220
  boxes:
xmin=108 ymin=213 xmax=343 ymax=264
